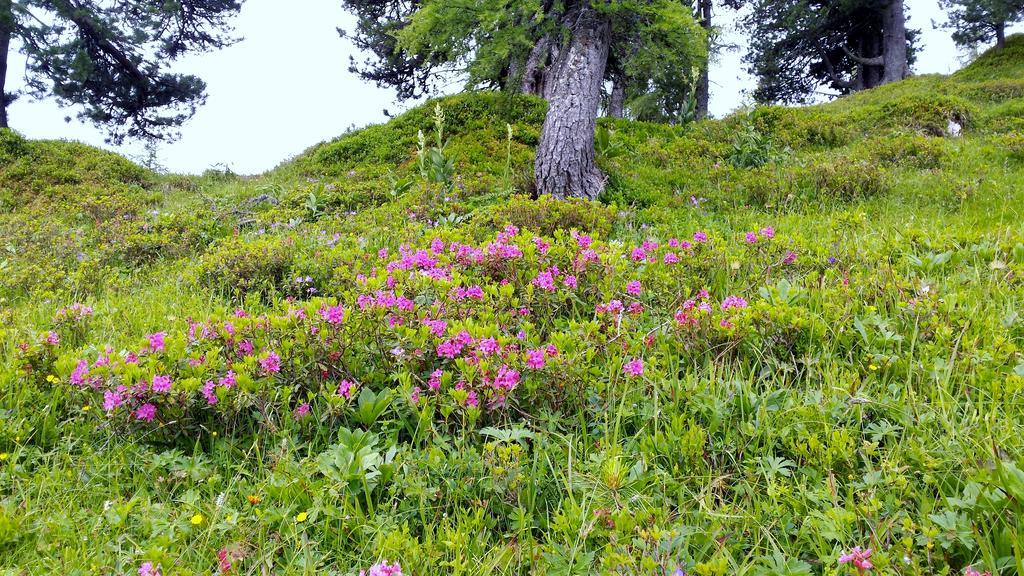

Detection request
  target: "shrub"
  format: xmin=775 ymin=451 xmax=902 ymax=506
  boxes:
xmin=191 ymin=236 xmax=299 ymax=300
xmin=476 ymin=195 xmax=618 ymax=239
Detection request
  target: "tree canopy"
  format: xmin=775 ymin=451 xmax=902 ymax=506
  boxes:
xmin=940 ymin=0 xmax=1023 ymax=49
xmin=0 ymin=0 xmax=244 ymax=142
xmin=739 ymin=0 xmax=916 ymax=104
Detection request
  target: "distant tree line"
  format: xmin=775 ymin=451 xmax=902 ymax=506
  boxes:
xmin=0 ymin=0 xmax=1020 ymax=198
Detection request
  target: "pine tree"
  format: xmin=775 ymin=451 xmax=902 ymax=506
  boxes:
xmin=339 ymin=0 xmax=706 ymax=200
xmin=941 ymin=0 xmax=1023 ymax=49
xmin=738 ymin=0 xmax=916 ymax=104
xmin=0 ymin=0 xmax=243 ymax=143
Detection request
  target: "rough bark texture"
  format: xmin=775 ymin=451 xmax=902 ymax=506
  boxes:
xmin=695 ymin=0 xmax=712 ymax=119
xmin=0 ymin=0 xmax=12 ymax=129
xmin=521 ymin=35 xmax=553 ymax=96
xmin=535 ymin=4 xmax=610 ymax=200
xmin=608 ymin=79 xmax=625 ymax=118
xmin=996 ymin=22 xmax=1006 ymax=49
xmin=881 ymin=0 xmax=909 ymax=84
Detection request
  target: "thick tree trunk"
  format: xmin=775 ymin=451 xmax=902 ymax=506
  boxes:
xmin=535 ymin=4 xmax=610 ymax=200
xmin=881 ymin=0 xmax=909 ymax=84
xmin=995 ymin=22 xmax=1005 ymax=49
xmin=608 ymin=79 xmax=625 ymax=118
xmin=695 ymin=0 xmax=712 ymax=119
xmin=0 ymin=0 xmax=12 ymax=129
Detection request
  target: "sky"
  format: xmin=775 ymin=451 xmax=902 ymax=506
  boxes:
xmin=4 ymin=0 xmax=1020 ymax=175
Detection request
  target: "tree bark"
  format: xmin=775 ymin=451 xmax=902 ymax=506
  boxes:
xmin=694 ymin=0 xmax=712 ymax=119
xmin=608 ymin=79 xmax=625 ymax=118
xmin=881 ymin=0 xmax=909 ymax=84
xmin=535 ymin=4 xmax=610 ymax=200
xmin=0 ymin=0 xmax=12 ymax=129
xmin=995 ymin=22 xmax=1005 ymax=49
xmin=520 ymin=35 xmax=553 ymax=96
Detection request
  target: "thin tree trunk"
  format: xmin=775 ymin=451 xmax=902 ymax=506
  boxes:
xmin=520 ymin=35 xmax=552 ymax=96
xmin=695 ymin=0 xmax=712 ymax=119
xmin=0 ymin=0 xmax=12 ymax=129
xmin=536 ymin=3 xmax=610 ymax=199
xmin=995 ymin=22 xmax=1005 ymax=49
xmin=881 ymin=0 xmax=908 ymax=84
xmin=608 ymin=79 xmax=625 ymax=118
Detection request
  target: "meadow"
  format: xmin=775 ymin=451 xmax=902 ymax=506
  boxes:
xmin=1 ymin=37 xmax=1023 ymax=576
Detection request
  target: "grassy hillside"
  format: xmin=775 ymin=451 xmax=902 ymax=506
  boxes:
xmin=1 ymin=36 xmax=1023 ymax=576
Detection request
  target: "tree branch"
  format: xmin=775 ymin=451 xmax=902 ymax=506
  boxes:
xmin=841 ymin=45 xmax=883 ymax=67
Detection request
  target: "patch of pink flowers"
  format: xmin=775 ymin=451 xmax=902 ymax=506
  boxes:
xmin=623 ymin=358 xmax=644 ymax=377
xmin=838 ymin=546 xmax=873 ymax=572
xmin=139 ymin=562 xmax=162 ymax=576
xmin=259 ymin=351 xmax=281 ymax=375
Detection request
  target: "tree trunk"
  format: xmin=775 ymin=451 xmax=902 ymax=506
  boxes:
xmin=608 ymin=79 xmax=625 ymax=118
xmin=995 ymin=22 xmax=1005 ymax=49
xmin=881 ymin=0 xmax=909 ymax=84
xmin=535 ymin=4 xmax=610 ymax=200
xmin=694 ymin=0 xmax=712 ymax=119
xmin=520 ymin=35 xmax=553 ymax=96
xmin=0 ymin=0 xmax=12 ymax=129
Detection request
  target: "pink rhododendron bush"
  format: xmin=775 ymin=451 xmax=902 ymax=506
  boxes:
xmin=45 ymin=225 xmax=811 ymax=434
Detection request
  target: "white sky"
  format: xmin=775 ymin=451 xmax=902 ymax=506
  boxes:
xmin=4 ymin=0 xmax=1020 ymax=175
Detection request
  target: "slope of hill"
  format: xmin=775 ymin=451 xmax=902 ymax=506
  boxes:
xmin=1 ymin=36 xmax=1022 ymax=576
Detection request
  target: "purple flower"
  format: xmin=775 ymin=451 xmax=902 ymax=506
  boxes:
xmin=202 ymin=380 xmax=219 ymax=405
xmin=745 ymin=231 xmax=758 ymax=244
xmin=151 ymin=374 xmax=173 ymax=393
xmin=526 ymin=348 xmax=546 ymax=370
xmin=337 ymin=380 xmax=355 ymax=399
xmin=838 ymin=546 xmax=873 ymax=571
xmin=319 ymin=305 xmax=345 ymax=326
xmin=103 ymin=390 xmax=124 ymax=412
xmin=760 ymin=226 xmax=775 ymax=239
xmin=260 ymin=352 xmax=281 ymax=375
xmin=784 ymin=251 xmax=798 ymax=264
xmin=626 ymin=280 xmax=642 ymax=296
xmin=623 ymin=358 xmax=644 ymax=377
xmin=135 ymin=403 xmax=157 ymax=422
xmin=139 ymin=562 xmax=162 ymax=576
xmin=147 ymin=332 xmax=166 ymax=353
xmin=693 ymin=231 xmax=709 ymax=243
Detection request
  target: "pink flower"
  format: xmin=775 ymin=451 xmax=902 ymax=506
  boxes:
xmin=337 ymin=380 xmax=355 ymax=399
xmin=237 ymin=340 xmax=254 ymax=356
xmin=964 ymin=566 xmax=992 ymax=576
xmin=721 ymin=295 xmax=748 ymax=310
xmin=151 ymin=374 xmax=173 ymax=393
xmin=623 ymin=358 xmax=644 ymax=377
xmin=135 ymin=403 xmax=157 ymax=422
xmin=563 ymin=275 xmax=577 ymax=289
xmin=630 ymin=247 xmax=648 ymax=262
xmin=139 ymin=562 xmax=162 ymax=576
xmin=259 ymin=352 xmax=281 ymax=375
xmin=202 ymin=380 xmax=219 ymax=405
xmin=572 ymin=231 xmax=592 ymax=249
xmin=526 ymin=348 xmax=546 ymax=370
xmin=465 ymin=390 xmax=479 ymax=407
xmin=430 ymin=237 xmax=445 ymax=254
xmin=147 ymin=332 xmax=166 ymax=353
xmin=663 ymin=252 xmax=679 ymax=264
xmin=760 ymin=226 xmax=775 ymax=239
xmin=494 ymin=365 xmax=521 ymax=390
xmin=217 ymin=548 xmax=233 ymax=574
xmin=745 ymin=231 xmax=758 ymax=244
xmin=533 ymin=237 xmax=551 ymax=254
xmin=319 ymin=305 xmax=345 ymax=325
xmin=44 ymin=331 xmax=60 ymax=346
xmin=428 ymin=369 xmax=443 ymax=391
xmin=784 ymin=250 xmax=798 ymax=264
xmin=410 ymin=387 xmax=421 ymax=404
xmin=218 ymin=370 xmax=237 ymax=389
xmin=478 ymin=337 xmax=500 ymax=356
xmin=626 ymin=280 xmax=642 ymax=296
xmin=103 ymin=390 xmax=124 ymax=412
xmin=838 ymin=546 xmax=873 ymax=571
xmin=532 ymin=270 xmax=557 ymax=292
xmin=293 ymin=403 xmax=311 ymax=419
xmin=70 ymin=359 xmax=89 ymax=386
xmin=693 ymin=231 xmax=708 ymax=243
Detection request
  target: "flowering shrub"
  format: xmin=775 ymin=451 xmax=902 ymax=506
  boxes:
xmin=50 ymin=225 xmax=805 ymax=434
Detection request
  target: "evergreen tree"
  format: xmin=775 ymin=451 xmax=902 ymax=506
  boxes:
xmin=339 ymin=0 xmax=706 ymax=200
xmin=0 ymin=0 xmax=243 ymax=142
xmin=941 ymin=0 xmax=1023 ymax=49
xmin=738 ymin=0 xmax=915 ymax=104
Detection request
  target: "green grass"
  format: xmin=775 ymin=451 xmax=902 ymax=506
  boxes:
xmin=1 ymin=35 xmax=1023 ymax=576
